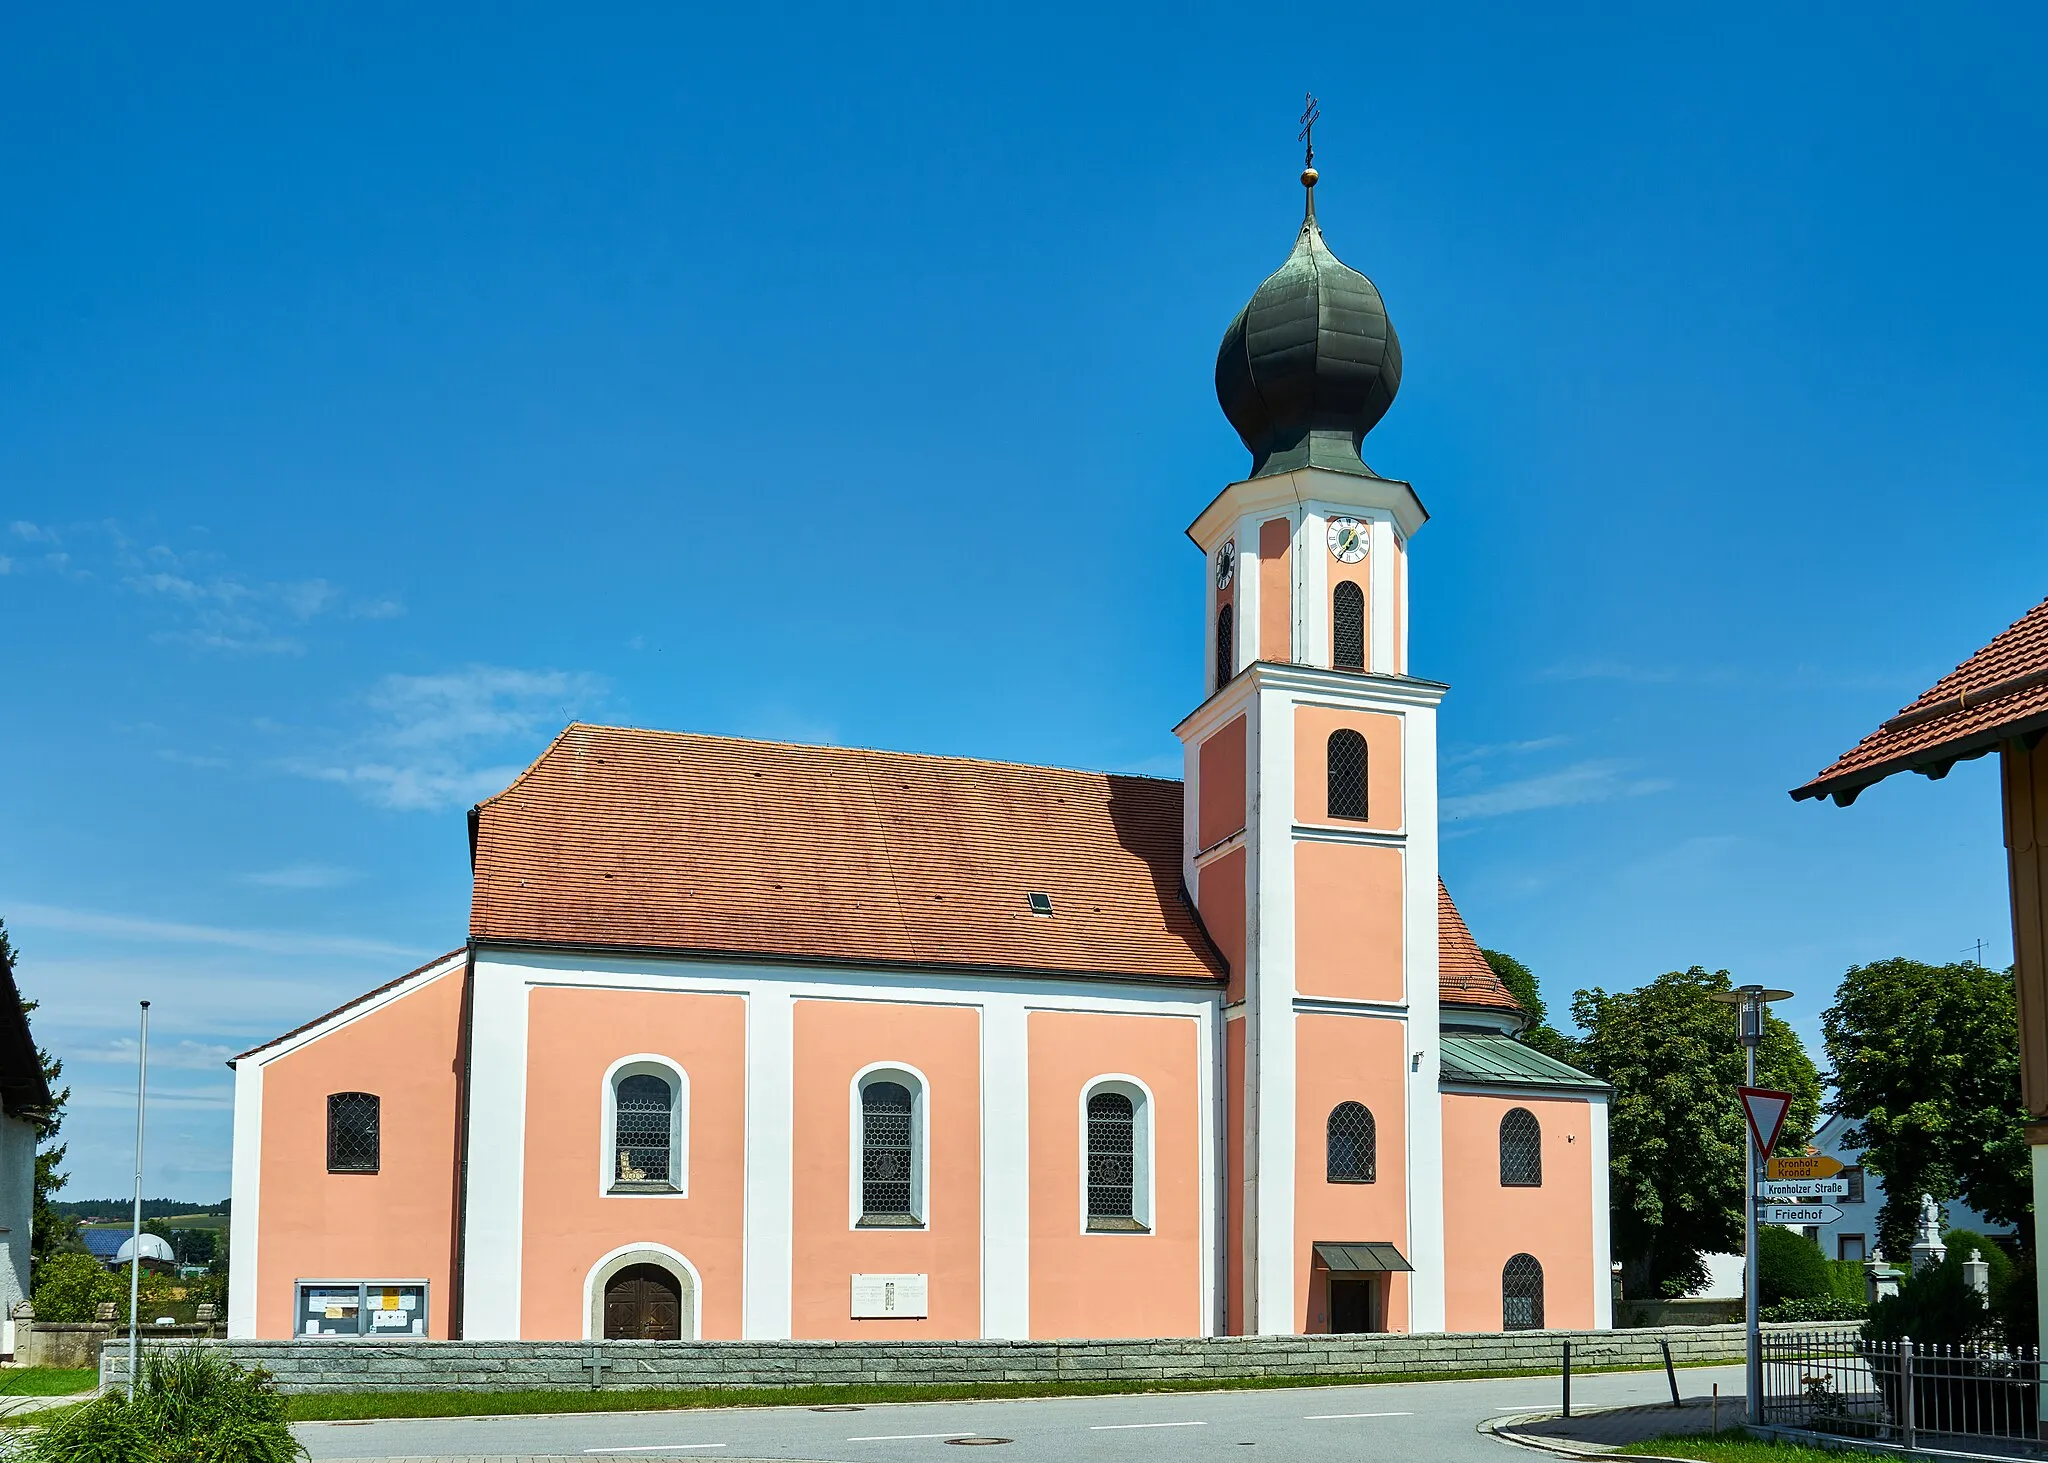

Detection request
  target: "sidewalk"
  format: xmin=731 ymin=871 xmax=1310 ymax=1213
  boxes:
xmin=1493 ymin=1394 xmax=1742 ymax=1455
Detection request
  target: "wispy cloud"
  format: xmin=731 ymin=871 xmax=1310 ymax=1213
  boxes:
xmin=89 ymin=1037 xmax=241 ymax=1072
xmin=1538 ymin=659 xmax=1914 ymax=694
xmin=4 ymin=521 xmax=404 ymax=653
xmin=1442 ymin=735 xmax=1569 ymax=768
xmin=287 ymin=665 xmax=606 ymax=812
xmin=1442 ymin=759 xmax=1673 ymax=821
xmin=1 ymin=901 xmax=421 ymax=960
xmin=239 ymin=863 xmax=357 ymax=891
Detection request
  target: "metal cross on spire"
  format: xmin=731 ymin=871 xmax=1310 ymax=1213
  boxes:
xmin=1299 ymin=92 xmax=1321 ymax=168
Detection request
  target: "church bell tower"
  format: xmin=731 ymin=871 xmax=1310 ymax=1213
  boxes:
xmin=1176 ymin=146 xmax=1448 ymax=1335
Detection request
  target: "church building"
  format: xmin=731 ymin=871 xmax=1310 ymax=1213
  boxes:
xmin=228 ymin=162 xmax=1612 ymax=1344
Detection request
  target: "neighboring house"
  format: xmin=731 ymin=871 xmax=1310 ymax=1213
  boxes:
xmin=1793 ymin=1114 xmax=2013 ymax=1263
xmin=0 ymin=946 xmax=51 ymax=1356
xmin=79 ymin=1229 xmax=126 ymax=1266
xmin=228 ymin=159 xmax=1613 ymax=1345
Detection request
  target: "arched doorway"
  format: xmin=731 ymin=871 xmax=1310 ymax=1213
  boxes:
xmin=602 ymin=1262 xmax=683 ymax=1340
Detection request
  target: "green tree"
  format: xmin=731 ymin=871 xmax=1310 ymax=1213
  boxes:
xmin=1571 ymin=966 xmax=1821 ymax=1299
xmin=1480 ymin=948 xmax=1578 ymax=1062
xmin=1822 ymin=957 xmax=2031 ymax=1259
xmin=0 ymin=919 xmax=72 ymax=1267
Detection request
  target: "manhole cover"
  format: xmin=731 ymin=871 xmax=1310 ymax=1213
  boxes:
xmin=945 ymin=1439 xmax=1012 ymax=1446
xmin=809 ymin=1404 xmax=866 ymax=1412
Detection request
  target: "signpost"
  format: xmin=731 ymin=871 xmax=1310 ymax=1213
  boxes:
xmin=1766 ymin=1154 xmax=1843 ymax=1181
xmin=1711 ymin=987 xmax=1793 ymax=1427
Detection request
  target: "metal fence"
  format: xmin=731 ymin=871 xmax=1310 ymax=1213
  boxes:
xmin=1762 ymin=1326 xmax=2042 ymax=1452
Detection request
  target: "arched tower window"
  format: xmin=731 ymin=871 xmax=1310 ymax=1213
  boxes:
xmin=1333 ymin=581 xmax=1365 ymax=670
xmin=858 ymin=1073 xmax=923 ymax=1226
xmin=1502 ymin=1253 xmax=1545 ymax=1330
xmin=1500 ymin=1107 xmax=1543 ymax=1187
xmin=1325 ymin=1101 xmax=1376 ymax=1183
xmin=1327 ymin=730 xmax=1367 ymax=820
xmin=1215 ymin=605 xmax=1234 ymax=691
xmin=326 ymin=1092 xmax=380 ymax=1174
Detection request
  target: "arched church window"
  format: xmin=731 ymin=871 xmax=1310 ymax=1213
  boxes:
xmin=1327 ymin=730 xmax=1367 ymax=820
xmin=1326 ymin=1101 xmax=1376 ymax=1183
xmin=1333 ymin=582 xmax=1365 ymax=670
xmin=1216 ymin=606 xmax=1234 ymax=691
xmin=858 ymin=1075 xmax=922 ymax=1226
xmin=1500 ymin=1107 xmax=1543 ymax=1187
xmin=1502 ymin=1253 xmax=1545 ymax=1330
xmin=326 ymin=1092 xmax=380 ymax=1174
xmin=1083 ymin=1079 xmax=1151 ymax=1231
xmin=614 ymin=1073 xmax=675 ymax=1188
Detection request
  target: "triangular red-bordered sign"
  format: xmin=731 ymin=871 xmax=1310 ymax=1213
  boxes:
xmin=1737 ymin=1086 xmax=1794 ymax=1158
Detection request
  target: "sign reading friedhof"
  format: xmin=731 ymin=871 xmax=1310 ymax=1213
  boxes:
xmin=1759 ymin=1177 xmax=1849 ymax=1200
xmin=1760 ymin=1203 xmax=1844 ymax=1225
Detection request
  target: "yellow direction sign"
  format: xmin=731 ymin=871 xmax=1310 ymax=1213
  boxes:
xmin=1766 ymin=1154 xmax=1844 ymax=1181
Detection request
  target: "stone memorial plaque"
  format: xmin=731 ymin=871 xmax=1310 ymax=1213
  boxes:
xmin=850 ymin=1273 xmax=929 ymax=1319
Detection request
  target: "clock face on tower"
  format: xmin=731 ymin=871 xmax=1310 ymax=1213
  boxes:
xmin=1327 ymin=517 xmax=1369 ymax=564
xmin=1215 ymin=540 xmax=1236 ymax=589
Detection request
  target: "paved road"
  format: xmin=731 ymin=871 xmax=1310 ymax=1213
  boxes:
xmin=298 ymin=1361 xmax=1747 ymax=1462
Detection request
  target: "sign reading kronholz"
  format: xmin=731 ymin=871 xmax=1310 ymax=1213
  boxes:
xmin=1765 ymin=1154 xmax=1844 ymax=1181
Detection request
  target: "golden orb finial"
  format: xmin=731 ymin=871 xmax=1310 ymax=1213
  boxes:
xmin=1301 ymin=166 xmax=1319 ymax=189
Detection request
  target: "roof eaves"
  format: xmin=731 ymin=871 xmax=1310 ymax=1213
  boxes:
xmin=1791 ymin=709 xmax=2048 ymax=806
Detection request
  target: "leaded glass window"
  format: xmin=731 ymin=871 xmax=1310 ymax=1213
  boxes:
xmin=1326 ymin=1101 xmax=1376 ymax=1183
xmin=1503 ymin=1253 xmax=1544 ymax=1330
xmin=1327 ymin=730 xmax=1367 ymax=820
xmin=614 ymin=1073 xmax=674 ymax=1186
xmin=327 ymin=1092 xmax=380 ymax=1174
xmin=1500 ymin=1107 xmax=1543 ymax=1187
xmin=1333 ymin=582 xmax=1365 ymax=670
xmin=861 ymin=1080 xmax=917 ymax=1224
xmin=1216 ymin=606 xmax=1234 ymax=691
xmin=1087 ymin=1090 xmax=1136 ymax=1226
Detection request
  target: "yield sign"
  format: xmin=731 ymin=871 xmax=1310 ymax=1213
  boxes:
xmin=1738 ymin=1087 xmax=1794 ymax=1158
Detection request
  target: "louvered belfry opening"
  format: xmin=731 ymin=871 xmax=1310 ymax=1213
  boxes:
xmin=860 ymin=1080 xmax=916 ymax=1223
xmin=1087 ymin=1090 xmax=1136 ymax=1225
xmin=1216 ymin=606 xmax=1234 ymax=691
xmin=1499 ymin=1107 xmax=1543 ymax=1187
xmin=326 ymin=1092 xmax=380 ymax=1174
xmin=1333 ymin=581 xmax=1365 ymax=669
xmin=1325 ymin=1101 xmax=1376 ymax=1183
xmin=1327 ymin=729 xmax=1368 ymax=819
xmin=614 ymin=1073 xmax=673 ymax=1186
xmin=1502 ymin=1253 xmax=1545 ymax=1330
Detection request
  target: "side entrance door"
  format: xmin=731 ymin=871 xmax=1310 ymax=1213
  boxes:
xmin=1329 ymin=1275 xmax=1380 ymax=1334
xmin=603 ymin=1263 xmax=683 ymax=1340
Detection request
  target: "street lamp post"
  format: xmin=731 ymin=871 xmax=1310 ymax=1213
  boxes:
xmin=127 ymin=1000 xmax=150 ymax=1393
xmin=1711 ymin=984 xmax=1791 ymax=1428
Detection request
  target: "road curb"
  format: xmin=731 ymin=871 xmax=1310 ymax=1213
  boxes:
xmin=1483 ymin=1407 xmax=1705 ymax=1463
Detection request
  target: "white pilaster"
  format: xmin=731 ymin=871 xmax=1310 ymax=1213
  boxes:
xmin=1370 ymin=515 xmax=1399 ymax=675
xmin=460 ymin=958 xmax=530 ymax=1339
xmin=742 ymin=987 xmax=794 ymax=1338
xmin=226 ymin=1059 xmax=263 ymax=1338
xmin=981 ymin=996 xmax=1031 ymax=1338
xmin=1401 ymin=699 xmax=1447 ymax=1332
xmin=1251 ymin=683 xmax=1299 ymax=1333
xmin=1590 ymin=1093 xmax=1613 ymax=1329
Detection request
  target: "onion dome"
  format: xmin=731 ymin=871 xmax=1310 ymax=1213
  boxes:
xmin=1215 ymin=169 xmax=1402 ymax=479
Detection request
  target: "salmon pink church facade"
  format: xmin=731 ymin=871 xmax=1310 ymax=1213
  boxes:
xmin=228 ymin=169 xmax=1611 ymax=1344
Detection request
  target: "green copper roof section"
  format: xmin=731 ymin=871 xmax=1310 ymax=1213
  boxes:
xmin=1439 ymin=1033 xmax=1608 ymax=1093
xmin=1215 ymin=194 xmax=1403 ymax=480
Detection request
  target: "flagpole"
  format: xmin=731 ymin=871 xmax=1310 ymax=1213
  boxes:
xmin=127 ymin=1000 xmax=150 ymax=1392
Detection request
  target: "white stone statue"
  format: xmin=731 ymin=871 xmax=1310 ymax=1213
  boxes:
xmin=1910 ymin=1192 xmax=1948 ymax=1272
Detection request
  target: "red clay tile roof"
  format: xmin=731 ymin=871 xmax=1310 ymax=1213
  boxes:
xmin=1437 ymin=880 xmax=1524 ymax=1016
xmin=471 ymin=725 xmax=1226 ymax=983
xmin=230 ymin=948 xmax=466 ymax=1064
xmin=1793 ymin=594 xmax=2048 ymax=806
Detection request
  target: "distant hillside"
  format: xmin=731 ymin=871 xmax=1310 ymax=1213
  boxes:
xmin=52 ymin=1199 xmax=229 ymax=1221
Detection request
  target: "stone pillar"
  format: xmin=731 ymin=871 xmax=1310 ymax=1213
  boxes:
xmin=1865 ymin=1256 xmax=1901 ymax=1306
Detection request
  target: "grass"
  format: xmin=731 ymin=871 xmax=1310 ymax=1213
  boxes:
xmin=0 ymin=1370 xmax=98 ymax=1397
xmin=285 ymin=1357 xmax=1730 ymax=1422
xmin=1616 ymin=1429 xmax=1853 ymax=1462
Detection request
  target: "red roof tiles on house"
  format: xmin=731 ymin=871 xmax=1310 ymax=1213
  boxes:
xmin=1437 ymin=879 xmax=1524 ymax=1016
xmin=471 ymin=725 xmax=1227 ymax=983
xmin=1793 ymin=594 xmax=2048 ymax=806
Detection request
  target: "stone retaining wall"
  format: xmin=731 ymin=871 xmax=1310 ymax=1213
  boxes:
xmin=108 ymin=1324 xmax=1767 ymax=1394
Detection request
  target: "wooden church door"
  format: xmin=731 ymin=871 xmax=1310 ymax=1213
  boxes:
xmin=602 ymin=1263 xmax=683 ymax=1340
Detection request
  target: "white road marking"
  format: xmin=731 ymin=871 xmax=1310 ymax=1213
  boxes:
xmin=584 ymin=1447 xmax=727 ymax=1454
xmin=847 ymin=1432 xmax=978 ymax=1442
xmin=1088 ymin=1421 xmax=1207 ymax=1430
xmin=1304 ymin=1411 xmax=1414 ymax=1419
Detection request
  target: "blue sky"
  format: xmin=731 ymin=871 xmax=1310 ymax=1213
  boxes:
xmin=3 ymin=4 xmax=2044 ymax=1197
